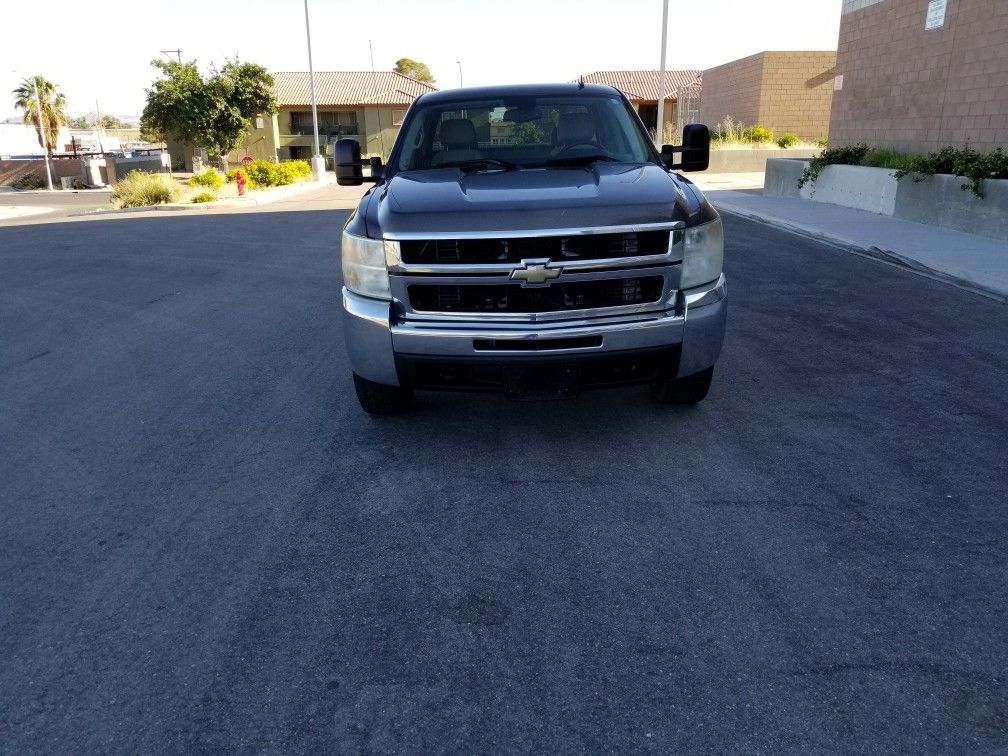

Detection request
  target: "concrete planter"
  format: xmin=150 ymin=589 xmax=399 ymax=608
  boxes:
xmin=764 ymin=158 xmax=1008 ymax=241
xmin=701 ymin=148 xmax=821 ymax=174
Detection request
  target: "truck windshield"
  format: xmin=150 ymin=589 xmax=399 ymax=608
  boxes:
xmin=395 ymin=94 xmax=655 ymax=172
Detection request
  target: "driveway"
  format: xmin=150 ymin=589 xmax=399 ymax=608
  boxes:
xmin=1 ymin=188 xmax=1005 ymax=752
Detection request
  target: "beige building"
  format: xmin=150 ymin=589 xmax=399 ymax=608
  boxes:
xmin=578 ymin=70 xmax=702 ymax=139
xmin=829 ymin=0 xmax=1008 ymax=152
xmin=699 ymin=51 xmax=837 ymax=140
xmin=170 ymin=70 xmax=436 ymax=170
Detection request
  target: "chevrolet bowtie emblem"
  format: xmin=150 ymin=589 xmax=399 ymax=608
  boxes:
xmin=509 ymin=259 xmax=563 ymax=286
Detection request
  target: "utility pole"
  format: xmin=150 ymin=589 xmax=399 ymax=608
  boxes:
xmin=303 ymin=0 xmax=324 ymax=180
xmin=655 ymin=0 xmax=669 ymax=147
xmin=33 ymin=77 xmax=54 ymax=191
xmin=160 ymin=49 xmax=182 ymax=63
xmin=457 ymin=61 xmax=463 ymax=88
xmin=94 ymin=100 xmax=105 ymax=154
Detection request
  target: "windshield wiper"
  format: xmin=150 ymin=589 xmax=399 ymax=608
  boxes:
xmin=440 ymin=158 xmax=518 ymax=171
xmin=539 ymin=154 xmax=619 ymax=167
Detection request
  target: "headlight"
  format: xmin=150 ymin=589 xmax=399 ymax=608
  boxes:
xmin=342 ymin=230 xmax=391 ymax=300
xmin=681 ymin=218 xmax=724 ymax=290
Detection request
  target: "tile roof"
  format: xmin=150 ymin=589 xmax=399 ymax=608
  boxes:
xmin=271 ymin=71 xmax=438 ymax=107
xmin=578 ymin=70 xmax=703 ymax=102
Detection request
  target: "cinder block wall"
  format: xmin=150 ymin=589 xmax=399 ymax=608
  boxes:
xmin=700 ymin=51 xmax=836 ymax=140
xmin=699 ymin=52 xmax=764 ymax=131
xmin=829 ymin=0 xmax=1008 ymax=152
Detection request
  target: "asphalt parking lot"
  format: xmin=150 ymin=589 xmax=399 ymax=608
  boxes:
xmin=1 ymin=191 xmax=1006 ymax=752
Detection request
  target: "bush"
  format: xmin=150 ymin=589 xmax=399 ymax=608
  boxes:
xmin=817 ymin=138 xmax=829 ymax=148
xmin=112 ymin=170 xmax=179 ymax=208
xmin=187 ymin=168 xmax=223 ymax=189
xmin=741 ymin=124 xmax=774 ymax=144
xmin=10 ymin=174 xmax=45 ymax=190
xmin=894 ymin=146 xmax=1008 ymax=199
xmin=190 ymin=191 xmax=216 ymax=203
xmin=777 ymin=133 xmax=800 ymax=149
xmin=798 ymin=143 xmax=870 ymax=189
xmin=242 ymin=159 xmax=276 ymax=188
xmin=710 ymin=116 xmax=743 ymax=144
xmin=861 ymin=148 xmax=914 ymax=171
xmin=236 ymin=159 xmax=311 ymax=189
xmin=284 ymin=159 xmax=311 ymax=178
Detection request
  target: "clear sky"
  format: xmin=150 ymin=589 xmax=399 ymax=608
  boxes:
xmin=2 ymin=0 xmax=841 ymax=119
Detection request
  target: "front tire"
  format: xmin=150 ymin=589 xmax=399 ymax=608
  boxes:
xmin=651 ymin=367 xmax=714 ymax=405
xmin=352 ymin=373 xmax=413 ymax=415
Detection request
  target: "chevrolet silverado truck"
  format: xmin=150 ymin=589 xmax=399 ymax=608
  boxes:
xmin=335 ymin=83 xmax=725 ymax=415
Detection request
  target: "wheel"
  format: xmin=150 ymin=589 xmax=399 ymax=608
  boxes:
xmin=352 ymin=373 xmax=413 ymax=415
xmin=651 ymin=367 xmax=714 ymax=405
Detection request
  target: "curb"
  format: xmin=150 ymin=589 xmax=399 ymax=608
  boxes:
xmin=713 ymin=199 xmax=1008 ymax=304
xmin=70 ymin=176 xmax=336 ymax=218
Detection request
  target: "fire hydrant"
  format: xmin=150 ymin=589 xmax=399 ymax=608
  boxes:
xmin=236 ymin=169 xmax=247 ymax=196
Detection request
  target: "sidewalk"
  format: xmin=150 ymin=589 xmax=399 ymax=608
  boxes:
xmin=695 ymin=174 xmax=1008 ymax=302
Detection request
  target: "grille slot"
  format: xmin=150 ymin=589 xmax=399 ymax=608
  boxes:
xmin=409 ymin=276 xmax=664 ymax=313
xmin=400 ymin=230 xmax=671 ymax=264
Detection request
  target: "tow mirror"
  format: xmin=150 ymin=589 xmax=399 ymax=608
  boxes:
xmin=335 ymin=138 xmax=382 ymax=185
xmin=661 ymin=124 xmax=710 ymax=173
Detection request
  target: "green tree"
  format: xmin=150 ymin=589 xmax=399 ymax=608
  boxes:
xmin=394 ymin=57 xmax=435 ymax=83
xmin=68 ymin=114 xmax=133 ymax=129
xmin=12 ymin=75 xmax=68 ymax=155
xmin=140 ymin=58 xmax=277 ymax=170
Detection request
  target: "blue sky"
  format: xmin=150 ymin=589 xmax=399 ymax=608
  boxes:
xmin=3 ymin=0 xmax=842 ymax=118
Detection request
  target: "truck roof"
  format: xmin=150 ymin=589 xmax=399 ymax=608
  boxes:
xmin=416 ymin=83 xmax=624 ymax=105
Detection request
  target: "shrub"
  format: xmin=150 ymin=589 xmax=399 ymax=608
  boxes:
xmin=860 ymin=148 xmax=914 ymax=171
xmin=817 ymin=138 xmax=829 ymax=148
xmin=777 ymin=133 xmax=800 ymax=149
xmin=242 ymin=159 xmax=277 ymax=188
xmin=187 ymin=168 xmax=223 ymax=189
xmin=112 ymin=170 xmax=179 ymax=208
xmin=741 ymin=124 xmax=774 ymax=144
xmin=798 ymin=143 xmax=870 ymax=189
xmin=190 ymin=191 xmax=216 ymax=203
xmin=10 ymin=174 xmax=45 ymax=190
xmin=226 ymin=167 xmax=242 ymax=183
xmin=894 ymin=146 xmax=1008 ymax=199
xmin=284 ymin=159 xmax=311 ymax=178
xmin=710 ymin=116 xmax=743 ymax=144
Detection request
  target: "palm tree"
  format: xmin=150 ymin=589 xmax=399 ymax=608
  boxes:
xmin=12 ymin=75 xmax=68 ymax=156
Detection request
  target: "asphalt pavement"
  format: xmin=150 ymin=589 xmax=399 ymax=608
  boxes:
xmin=1 ymin=192 xmax=1006 ymax=753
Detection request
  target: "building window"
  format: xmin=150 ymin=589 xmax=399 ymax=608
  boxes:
xmin=392 ymin=109 xmax=407 ymax=126
xmin=289 ymin=110 xmax=359 ymax=137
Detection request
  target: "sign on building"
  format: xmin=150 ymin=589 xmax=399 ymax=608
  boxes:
xmin=925 ymin=0 xmax=947 ymax=30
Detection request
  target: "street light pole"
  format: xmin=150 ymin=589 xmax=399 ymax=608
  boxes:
xmin=33 ymin=77 xmax=54 ymax=191
xmin=655 ymin=0 xmax=669 ymax=147
xmin=303 ymin=0 xmax=324 ymax=180
xmin=457 ymin=61 xmax=463 ymax=88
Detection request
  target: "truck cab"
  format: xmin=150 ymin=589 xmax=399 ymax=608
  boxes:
xmin=337 ymin=83 xmax=726 ymax=414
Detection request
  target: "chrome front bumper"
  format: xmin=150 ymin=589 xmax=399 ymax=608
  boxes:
xmin=341 ymin=274 xmax=727 ymax=388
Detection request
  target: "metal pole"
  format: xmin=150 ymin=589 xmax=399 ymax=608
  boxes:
xmin=33 ymin=78 xmax=54 ymax=191
xmin=655 ymin=0 xmax=669 ymax=147
xmin=457 ymin=61 xmax=463 ymax=88
xmin=303 ymin=0 xmax=323 ymax=179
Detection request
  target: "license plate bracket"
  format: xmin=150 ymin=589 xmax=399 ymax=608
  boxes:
xmin=503 ymin=365 xmax=581 ymax=400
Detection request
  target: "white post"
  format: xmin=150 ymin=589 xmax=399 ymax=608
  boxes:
xmin=457 ymin=61 xmax=463 ymax=88
xmin=655 ymin=0 xmax=669 ymax=147
xmin=33 ymin=78 xmax=54 ymax=190
xmin=303 ymin=0 xmax=325 ymax=180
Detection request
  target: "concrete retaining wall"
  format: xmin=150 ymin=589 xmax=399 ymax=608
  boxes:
xmin=703 ymin=148 xmax=820 ymax=174
xmin=764 ymin=159 xmax=1008 ymax=241
xmin=0 ymin=159 xmax=83 ymax=186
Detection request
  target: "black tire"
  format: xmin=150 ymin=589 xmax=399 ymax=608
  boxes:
xmin=651 ymin=367 xmax=714 ymax=405
xmin=352 ymin=373 xmax=413 ymax=415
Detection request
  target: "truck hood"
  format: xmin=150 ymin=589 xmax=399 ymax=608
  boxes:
xmin=367 ymin=163 xmax=701 ymax=236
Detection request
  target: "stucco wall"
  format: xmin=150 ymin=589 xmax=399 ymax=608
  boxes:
xmin=829 ymin=0 xmax=1008 ymax=151
xmin=700 ymin=51 xmax=836 ymax=140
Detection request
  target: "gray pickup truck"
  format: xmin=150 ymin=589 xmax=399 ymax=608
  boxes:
xmin=335 ymin=83 xmax=725 ymax=414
